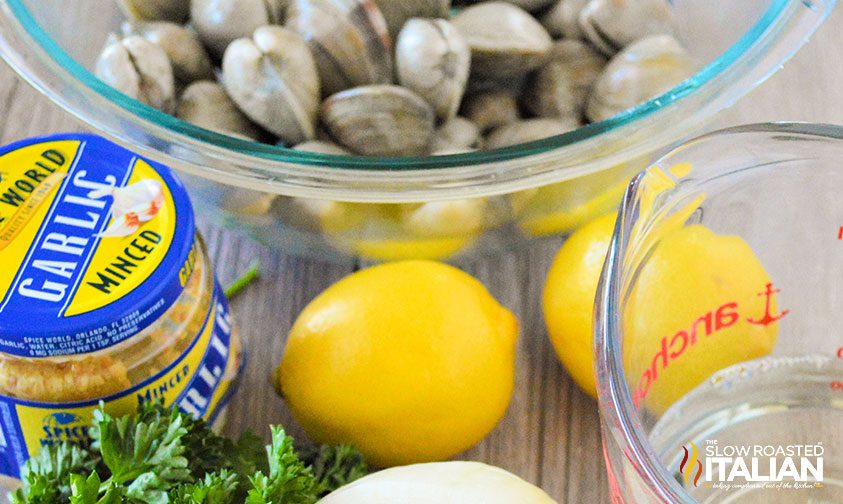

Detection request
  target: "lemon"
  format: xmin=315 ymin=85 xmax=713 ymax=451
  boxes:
xmin=542 ymin=213 xmax=779 ymax=411
xmin=277 ymin=260 xmax=518 ymax=467
xmin=543 ymin=213 xmax=616 ymax=398
xmin=302 ymin=201 xmax=479 ymax=260
xmin=623 ymin=225 xmax=778 ymax=414
xmin=517 ymin=180 xmax=628 ymax=237
xmin=349 ymin=236 xmax=474 ymax=261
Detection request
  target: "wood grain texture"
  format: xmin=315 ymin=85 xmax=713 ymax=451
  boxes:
xmin=0 ymin=5 xmax=840 ymax=502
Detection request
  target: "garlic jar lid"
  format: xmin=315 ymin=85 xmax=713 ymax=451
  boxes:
xmin=0 ymin=134 xmax=195 ymax=357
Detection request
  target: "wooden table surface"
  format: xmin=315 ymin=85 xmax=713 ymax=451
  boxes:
xmin=1 ymin=6 xmax=842 ymax=502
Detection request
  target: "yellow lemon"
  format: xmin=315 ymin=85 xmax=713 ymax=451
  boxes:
xmin=543 ymin=213 xmax=779 ymax=410
xmin=623 ymin=225 xmax=779 ymax=414
xmin=349 ymin=236 xmax=474 ymax=261
xmin=306 ymin=201 xmax=479 ymax=260
xmin=543 ymin=213 xmax=616 ymax=398
xmin=517 ymin=180 xmax=628 ymax=237
xmin=277 ymin=260 xmax=518 ymax=467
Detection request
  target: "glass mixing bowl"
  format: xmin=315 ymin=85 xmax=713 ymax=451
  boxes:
xmin=0 ymin=0 xmax=833 ymax=260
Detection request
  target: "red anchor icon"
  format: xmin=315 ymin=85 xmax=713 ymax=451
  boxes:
xmin=747 ymin=282 xmax=789 ymax=326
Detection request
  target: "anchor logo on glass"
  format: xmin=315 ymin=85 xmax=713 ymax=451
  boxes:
xmin=631 ymin=282 xmax=789 ymax=408
xmin=747 ymin=283 xmax=789 ymax=327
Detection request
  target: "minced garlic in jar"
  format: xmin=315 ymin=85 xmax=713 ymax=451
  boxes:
xmin=0 ymin=134 xmax=241 ymax=483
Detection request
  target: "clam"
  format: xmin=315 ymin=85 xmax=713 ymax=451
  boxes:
xmin=452 ymin=2 xmax=552 ymax=79
xmin=287 ymin=0 xmax=393 ymax=96
xmin=222 ymin=188 xmax=277 ymax=216
xmin=321 ymin=85 xmax=435 ymax=156
xmin=485 ymin=117 xmax=579 ymax=149
xmin=222 ymin=26 xmax=321 ymax=144
xmin=376 ymin=0 xmax=451 ymax=39
xmin=540 ymin=0 xmax=589 ymax=39
xmin=432 ymin=147 xmax=478 ymax=155
xmin=462 ymin=90 xmax=520 ymax=132
xmin=176 ymin=81 xmax=264 ymax=139
xmin=118 ymin=0 xmax=190 ymax=23
xmin=282 ymin=142 xmax=353 ymax=229
xmin=283 ymin=197 xmax=340 ymax=230
xmin=586 ymin=35 xmax=696 ymax=123
xmin=95 ymin=34 xmax=176 ymax=113
xmin=122 ymin=21 xmax=214 ymax=84
xmin=523 ymin=39 xmax=606 ymax=118
xmin=191 ymin=0 xmax=286 ymax=57
xmin=579 ymin=0 xmax=676 ymax=55
xmin=292 ymin=140 xmax=352 ymax=155
xmin=499 ymin=0 xmax=556 ymax=12
xmin=404 ymin=199 xmax=487 ymax=237
xmin=431 ymin=117 xmax=482 ymax=152
xmin=396 ymin=19 xmax=470 ymax=122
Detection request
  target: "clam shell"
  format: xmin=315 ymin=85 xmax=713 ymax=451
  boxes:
xmin=431 ymin=147 xmax=478 ymax=155
xmin=222 ymin=188 xmax=277 ymax=216
xmin=586 ymin=35 xmax=695 ymax=122
xmin=118 ymin=0 xmax=190 ymax=23
xmin=579 ymin=0 xmax=676 ymax=55
xmin=222 ymin=26 xmax=321 ymax=144
xmin=431 ymin=117 xmax=482 ymax=152
xmin=462 ymin=90 xmax=520 ymax=132
xmin=287 ymin=0 xmax=393 ymax=96
xmin=376 ymin=0 xmax=451 ymax=39
xmin=452 ymin=2 xmax=552 ymax=79
xmin=122 ymin=21 xmax=214 ymax=84
xmin=191 ymin=0 xmax=286 ymax=57
xmin=321 ymin=85 xmax=436 ymax=156
xmin=540 ymin=0 xmax=589 ymax=39
xmin=523 ymin=39 xmax=606 ymax=118
xmin=95 ymin=34 xmax=176 ymax=113
xmin=293 ymin=140 xmax=352 ymax=155
xmin=177 ymin=81 xmax=264 ymax=139
xmin=485 ymin=117 xmax=579 ymax=149
xmin=404 ymin=199 xmax=487 ymax=237
xmin=499 ymin=0 xmax=556 ymax=12
xmin=396 ymin=18 xmax=471 ymax=122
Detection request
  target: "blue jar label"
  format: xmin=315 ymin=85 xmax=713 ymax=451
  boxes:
xmin=0 ymin=283 xmax=239 ymax=480
xmin=0 ymin=134 xmax=196 ymax=357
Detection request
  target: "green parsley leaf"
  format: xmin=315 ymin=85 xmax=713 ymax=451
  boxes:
xmin=137 ymin=401 xmax=235 ymax=480
xmin=301 ymin=445 xmax=368 ymax=496
xmin=9 ymin=472 xmax=60 ymax=504
xmin=68 ymin=472 xmax=100 ymax=504
xmin=91 ymin=405 xmax=191 ymax=487
xmin=245 ymin=427 xmax=317 ymax=504
xmin=10 ymin=442 xmax=99 ymax=503
xmin=97 ymin=481 xmax=125 ymax=504
xmin=12 ymin=403 xmax=370 ymax=504
xmin=233 ymin=432 xmax=270 ymax=479
xmin=68 ymin=472 xmax=125 ymax=504
xmin=168 ymin=469 xmax=239 ymax=504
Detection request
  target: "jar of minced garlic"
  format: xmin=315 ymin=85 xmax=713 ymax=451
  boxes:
xmin=0 ymin=134 xmax=241 ymax=484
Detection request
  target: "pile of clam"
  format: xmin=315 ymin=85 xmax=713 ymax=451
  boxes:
xmin=98 ymin=0 xmax=697 ymax=157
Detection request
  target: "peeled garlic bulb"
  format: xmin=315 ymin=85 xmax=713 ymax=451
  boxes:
xmin=318 ymin=461 xmax=558 ymax=504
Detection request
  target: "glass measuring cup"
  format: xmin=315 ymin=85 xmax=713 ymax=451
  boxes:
xmin=596 ymin=123 xmax=843 ymax=503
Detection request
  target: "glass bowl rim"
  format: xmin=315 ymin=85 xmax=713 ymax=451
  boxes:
xmin=595 ymin=121 xmax=843 ymax=503
xmin=4 ymin=0 xmax=795 ymax=173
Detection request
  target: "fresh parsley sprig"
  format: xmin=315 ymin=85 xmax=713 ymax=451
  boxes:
xmin=10 ymin=403 xmax=368 ymax=504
